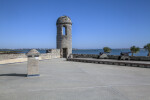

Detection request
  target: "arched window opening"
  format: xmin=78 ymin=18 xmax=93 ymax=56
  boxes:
xmin=62 ymin=26 xmax=67 ymax=35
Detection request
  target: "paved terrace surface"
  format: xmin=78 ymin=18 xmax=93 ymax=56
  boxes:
xmin=0 ymin=58 xmax=150 ymax=100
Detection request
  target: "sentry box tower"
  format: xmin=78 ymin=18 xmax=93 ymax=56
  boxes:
xmin=56 ymin=16 xmax=72 ymax=58
xmin=26 ymin=49 xmax=40 ymax=77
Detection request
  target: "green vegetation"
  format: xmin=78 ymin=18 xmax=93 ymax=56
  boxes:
xmin=0 ymin=51 xmax=20 ymax=54
xmin=103 ymin=47 xmax=111 ymax=53
xmin=130 ymin=46 xmax=140 ymax=56
xmin=144 ymin=43 xmax=150 ymax=56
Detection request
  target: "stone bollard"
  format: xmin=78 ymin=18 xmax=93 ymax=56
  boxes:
xmin=26 ymin=49 xmax=40 ymax=77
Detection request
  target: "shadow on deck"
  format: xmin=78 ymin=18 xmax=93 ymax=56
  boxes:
xmin=0 ymin=73 xmax=27 ymax=77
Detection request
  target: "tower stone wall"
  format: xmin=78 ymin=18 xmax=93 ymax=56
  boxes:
xmin=56 ymin=16 xmax=72 ymax=58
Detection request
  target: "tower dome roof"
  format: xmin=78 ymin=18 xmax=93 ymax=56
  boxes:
xmin=56 ymin=16 xmax=72 ymax=25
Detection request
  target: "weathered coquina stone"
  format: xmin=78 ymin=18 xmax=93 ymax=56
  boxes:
xmin=56 ymin=16 xmax=72 ymax=58
xmin=26 ymin=49 xmax=40 ymax=77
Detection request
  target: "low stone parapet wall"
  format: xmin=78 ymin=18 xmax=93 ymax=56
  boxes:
xmin=130 ymin=56 xmax=150 ymax=61
xmin=107 ymin=55 xmax=119 ymax=60
xmin=0 ymin=58 xmax=27 ymax=65
xmin=40 ymin=53 xmax=51 ymax=60
xmin=72 ymin=54 xmax=98 ymax=58
xmin=50 ymin=49 xmax=60 ymax=58
xmin=0 ymin=54 xmax=26 ymax=61
xmin=0 ymin=49 xmax=60 ymax=64
xmin=67 ymin=58 xmax=150 ymax=68
xmin=72 ymin=54 xmax=150 ymax=61
xmin=40 ymin=49 xmax=60 ymax=60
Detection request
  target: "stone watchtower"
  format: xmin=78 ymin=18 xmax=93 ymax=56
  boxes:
xmin=56 ymin=16 xmax=72 ymax=58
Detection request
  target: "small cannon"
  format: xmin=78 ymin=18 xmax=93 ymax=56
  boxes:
xmin=98 ymin=52 xmax=108 ymax=59
xmin=118 ymin=52 xmax=130 ymax=60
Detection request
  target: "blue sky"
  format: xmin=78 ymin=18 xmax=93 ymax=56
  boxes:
xmin=0 ymin=0 xmax=150 ymax=49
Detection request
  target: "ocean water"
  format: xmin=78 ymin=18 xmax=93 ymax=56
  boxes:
xmin=0 ymin=49 xmax=148 ymax=56
xmin=72 ymin=49 xmax=148 ymax=56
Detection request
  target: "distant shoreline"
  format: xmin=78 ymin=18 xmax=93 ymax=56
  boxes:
xmin=0 ymin=48 xmax=145 ymax=50
xmin=0 ymin=48 xmax=148 ymax=56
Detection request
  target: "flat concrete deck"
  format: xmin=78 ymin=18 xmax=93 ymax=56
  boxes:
xmin=0 ymin=58 xmax=150 ymax=100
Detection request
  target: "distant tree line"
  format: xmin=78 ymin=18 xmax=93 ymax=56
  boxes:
xmin=0 ymin=51 xmax=20 ymax=54
xmin=102 ymin=43 xmax=150 ymax=57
